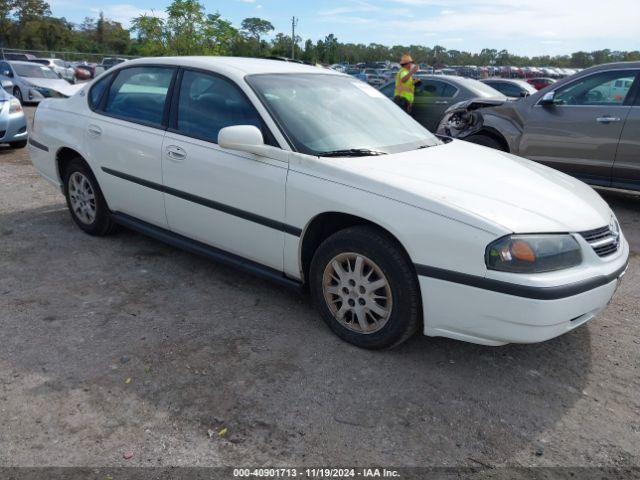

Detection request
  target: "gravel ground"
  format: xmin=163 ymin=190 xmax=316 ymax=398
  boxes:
xmin=0 ymin=108 xmax=639 ymax=470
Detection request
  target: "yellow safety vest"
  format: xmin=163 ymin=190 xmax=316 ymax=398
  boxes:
xmin=394 ymin=68 xmax=415 ymax=103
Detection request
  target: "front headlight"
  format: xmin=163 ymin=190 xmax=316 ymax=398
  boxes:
xmin=9 ymin=97 xmax=22 ymax=113
xmin=486 ymin=234 xmax=582 ymax=273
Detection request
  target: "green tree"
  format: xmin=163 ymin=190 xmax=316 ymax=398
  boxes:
xmin=240 ymin=17 xmax=273 ymax=55
xmin=131 ymin=14 xmax=166 ymax=55
xmin=0 ymin=0 xmax=15 ymax=47
xmin=12 ymin=0 xmax=49 ymax=25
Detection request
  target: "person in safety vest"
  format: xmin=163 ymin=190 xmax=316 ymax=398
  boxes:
xmin=394 ymin=54 xmax=419 ymax=114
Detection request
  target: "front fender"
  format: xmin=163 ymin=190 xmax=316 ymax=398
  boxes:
xmin=438 ymin=103 xmax=524 ymax=153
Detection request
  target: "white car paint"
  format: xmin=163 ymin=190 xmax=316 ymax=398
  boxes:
xmin=27 ymin=57 xmax=629 ymax=347
xmin=33 ymin=58 xmax=76 ymax=83
xmin=24 ymin=77 xmax=83 ymax=97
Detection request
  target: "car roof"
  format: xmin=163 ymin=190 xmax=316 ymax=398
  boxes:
xmin=483 ymin=78 xmax=531 ymax=86
xmin=118 ymin=56 xmax=338 ymax=77
xmin=7 ymin=60 xmax=40 ymax=66
xmin=579 ymin=61 xmax=640 ymax=73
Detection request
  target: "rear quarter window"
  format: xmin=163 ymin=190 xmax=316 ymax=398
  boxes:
xmin=88 ymin=74 xmax=113 ymax=110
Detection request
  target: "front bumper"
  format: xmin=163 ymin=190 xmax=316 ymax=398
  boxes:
xmin=0 ymin=104 xmax=28 ymax=144
xmin=419 ymin=237 xmax=629 ymax=346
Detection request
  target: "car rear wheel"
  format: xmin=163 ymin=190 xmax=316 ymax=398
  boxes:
xmin=310 ymin=225 xmax=421 ymax=349
xmin=464 ymin=134 xmax=506 ymax=151
xmin=13 ymin=87 xmax=23 ymax=104
xmin=63 ymin=158 xmax=117 ymax=236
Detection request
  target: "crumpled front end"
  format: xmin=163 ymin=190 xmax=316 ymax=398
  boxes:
xmin=436 ymin=98 xmax=508 ymax=139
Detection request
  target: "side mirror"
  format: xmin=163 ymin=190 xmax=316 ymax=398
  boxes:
xmin=218 ymin=125 xmax=289 ymax=161
xmin=219 ymin=125 xmax=264 ymax=151
xmin=2 ymin=70 xmax=13 ymax=78
xmin=539 ymin=90 xmax=556 ymax=106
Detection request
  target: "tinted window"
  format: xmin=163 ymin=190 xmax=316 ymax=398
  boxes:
xmin=89 ymin=74 xmax=112 ymax=110
xmin=176 ymin=70 xmax=262 ymax=143
xmin=417 ymin=80 xmax=457 ymax=98
xmin=555 ymin=71 xmax=637 ymax=106
xmin=486 ymin=82 xmax=524 ymax=98
xmin=104 ymin=67 xmax=174 ymax=126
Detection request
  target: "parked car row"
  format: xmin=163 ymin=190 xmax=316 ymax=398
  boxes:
xmin=1 ymin=52 xmax=127 ymax=83
xmin=0 ymin=60 xmax=84 ymax=104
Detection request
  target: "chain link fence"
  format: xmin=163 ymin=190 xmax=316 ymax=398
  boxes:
xmin=0 ymin=47 xmax=139 ymax=64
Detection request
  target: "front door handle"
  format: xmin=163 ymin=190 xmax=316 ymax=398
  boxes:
xmin=166 ymin=145 xmax=186 ymax=161
xmin=435 ymin=101 xmax=449 ymax=105
xmin=596 ymin=116 xmax=621 ymax=124
xmin=87 ymin=124 xmax=102 ymax=137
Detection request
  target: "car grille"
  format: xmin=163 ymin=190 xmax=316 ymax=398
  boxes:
xmin=579 ymin=226 xmax=620 ymax=257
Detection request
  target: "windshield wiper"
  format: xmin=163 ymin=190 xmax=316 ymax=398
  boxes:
xmin=317 ymin=148 xmax=388 ymax=158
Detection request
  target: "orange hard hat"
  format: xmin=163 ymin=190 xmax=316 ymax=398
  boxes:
xmin=400 ymin=54 xmax=414 ymax=65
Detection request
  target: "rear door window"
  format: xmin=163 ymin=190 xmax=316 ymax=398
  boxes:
xmin=417 ymin=80 xmax=457 ymax=98
xmin=103 ymin=66 xmax=175 ymax=127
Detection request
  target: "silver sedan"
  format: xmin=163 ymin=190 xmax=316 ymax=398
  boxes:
xmin=0 ymin=85 xmax=28 ymax=148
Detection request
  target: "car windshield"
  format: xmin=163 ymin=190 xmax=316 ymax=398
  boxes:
xmin=247 ymin=73 xmax=441 ymax=156
xmin=13 ymin=63 xmax=59 ymax=79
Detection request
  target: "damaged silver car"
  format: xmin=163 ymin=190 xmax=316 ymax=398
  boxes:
xmin=437 ymin=62 xmax=640 ymax=191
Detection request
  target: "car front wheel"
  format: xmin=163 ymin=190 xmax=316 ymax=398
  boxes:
xmin=310 ymin=225 xmax=421 ymax=349
xmin=63 ymin=158 xmax=116 ymax=236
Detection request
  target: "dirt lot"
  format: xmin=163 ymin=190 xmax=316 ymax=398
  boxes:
xmin=1 ymin=107 xmax=639 ymax=470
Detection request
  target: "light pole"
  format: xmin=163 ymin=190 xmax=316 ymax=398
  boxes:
xmin=291 ymin=16 xmax=298 ymax=60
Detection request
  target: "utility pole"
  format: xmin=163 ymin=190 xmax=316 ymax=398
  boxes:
xmin=291 ymin=16 xmax=298 ymax=60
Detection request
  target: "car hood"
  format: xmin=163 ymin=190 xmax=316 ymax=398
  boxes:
xmin=23 ymin=77 xmax=83 ymax=97
xmin=317 ymin=140 xmax=612 ymax=234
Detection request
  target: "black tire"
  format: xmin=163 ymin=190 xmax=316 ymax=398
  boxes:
xmin=10 ymin=140 xmax=27 ymax=149
xmin=464 ymin=134 xmax=506 ymax=151
xmin=13 ymin=87 xmax=23 ymax=104
xmin=310 ymin=225 xmax=421 ymax=350
xmin=62 ymin=157 xmax=117 ymax=236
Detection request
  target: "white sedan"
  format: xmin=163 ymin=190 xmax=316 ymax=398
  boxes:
xmin=28 ymin=57 xmax=629 ymax=349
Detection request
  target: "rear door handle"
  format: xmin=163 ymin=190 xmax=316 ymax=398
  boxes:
xmin=435 ymin=101 xmax=449 ymax=105
xmin=166 ymin=145 xmax=186 ymax=161
xmin=87 ymin=125 xmax=102 ymax=137
xmin=596 ymin=116 xmax=621 ymax=124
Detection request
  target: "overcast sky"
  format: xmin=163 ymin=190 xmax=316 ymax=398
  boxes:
xmin=48 ymin=0 xmax=640 ymax=56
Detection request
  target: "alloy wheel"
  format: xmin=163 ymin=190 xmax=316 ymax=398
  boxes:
xmin=322 ymin=252 xmax=393 ymax=334
xmin=68 ymin=172 xmax=97 ymax=225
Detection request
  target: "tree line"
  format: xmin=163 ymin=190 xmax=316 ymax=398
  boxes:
xmin=1 ymin=0 xmax=639 ymax=67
